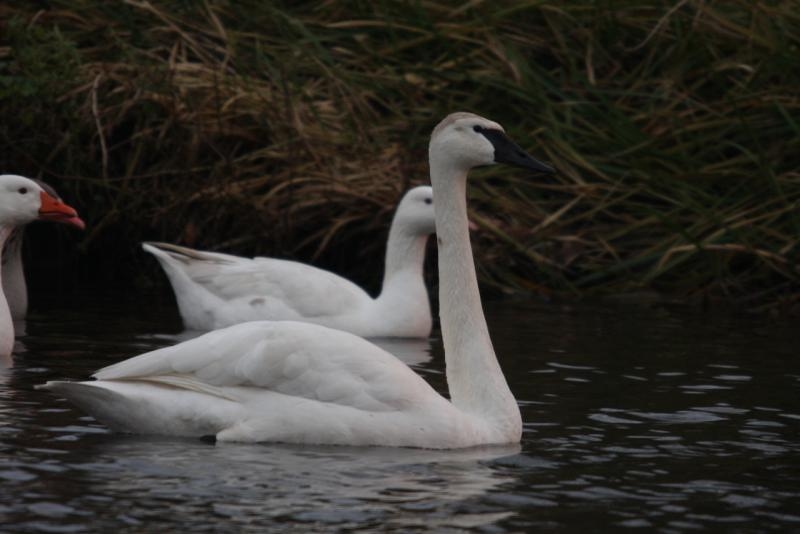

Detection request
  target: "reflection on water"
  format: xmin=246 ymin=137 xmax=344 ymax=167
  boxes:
xmin=1 ymin=292 xmax=799 ymax=532
xmin=2 ymin=433 xmax=519 ymax=532
xmin=371 ymin=338 xmax=433 ymax=366
xmin=81 ymin=439 xmax=519 ymax=530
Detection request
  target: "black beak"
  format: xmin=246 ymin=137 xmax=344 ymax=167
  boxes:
xmin=480 ymin=129 xmax=554 ymax=174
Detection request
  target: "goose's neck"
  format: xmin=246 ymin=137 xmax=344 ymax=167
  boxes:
xmin=0 ymin=226 xmax=12 ymax=280
xmin=0 ymin=226 xmax=14 ymax=358
xmin=3 ymin=228 xmax=26 ymax=321
xmin=429 ymin=157 xmax=520 ymax=430
xmin=2 ymin=228 xmax=22 ymax=258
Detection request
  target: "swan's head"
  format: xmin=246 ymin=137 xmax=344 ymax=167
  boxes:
xmin=393 ymin=185 xmax=435 ymax=236
xmin=429 ymin=112 xmax=554 ymax=174
xmin=0 ymin=174 xmax=85 ymax=230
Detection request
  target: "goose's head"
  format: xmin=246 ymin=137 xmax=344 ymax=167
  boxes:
xmin=429 ymin=112 xmax=554 ymax=174
xmin=0 ymin=174 xmax=85 ymax=230
xmin=393 ymin=185 xmax=435 ymax=236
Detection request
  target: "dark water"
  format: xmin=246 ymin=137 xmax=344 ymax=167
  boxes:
xmin=1 ymin=291 xmax=799 ymax=532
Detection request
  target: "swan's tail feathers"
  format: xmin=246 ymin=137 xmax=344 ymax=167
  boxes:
xmin=37 ymin=380 xmax=111 ymax=401
xmin=37 ymin=380 xmax=123 ymax=430
xmin=37 ymin=380 xmax=237 ymax=437
xmin=141 ymin=242 xmax=225 ymax=330
xmin=142 ymin=241 xmax=236 ymax=265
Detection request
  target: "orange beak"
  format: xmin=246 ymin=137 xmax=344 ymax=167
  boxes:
xmin=38 ymin=191 xmax=86 ymax=230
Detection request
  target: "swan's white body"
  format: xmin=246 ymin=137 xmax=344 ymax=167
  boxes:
xmin=48 ymin=321 xmax=498 ymax=447
xmin=41 ymin=113 xmax=554 ymax=448
xmin=143 ymin=186 xmax=435 ymax=337
xmin=0 ymin=175 xmax=84 ymax=357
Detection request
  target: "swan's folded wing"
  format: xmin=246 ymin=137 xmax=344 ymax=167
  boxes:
xmin=189 ymin=258 xmax=371 ymax=319
xmin=93 ymin=321 xmax=439 ymax=412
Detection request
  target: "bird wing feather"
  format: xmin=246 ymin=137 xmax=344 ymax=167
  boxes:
xmin=93 ymin=321 xmax=440 ymax=413
xmin=184 ymin=256 xmax=371 ymax=319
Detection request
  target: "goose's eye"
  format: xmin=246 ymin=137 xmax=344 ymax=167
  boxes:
xmin=18 ymin=187 xmax=28 ymax=195
xmin=473 ymin=125 xmax=483 ymax=133
xmin=424 ymin=198 xmax=432 ymax=205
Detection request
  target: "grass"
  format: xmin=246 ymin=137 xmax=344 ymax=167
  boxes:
xmin=1 ymin=1 xmax=799 ymax=312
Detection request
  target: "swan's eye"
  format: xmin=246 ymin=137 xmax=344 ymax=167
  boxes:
xmin=424 ymin=198 xmax=432 ymax=205
xmin=18 ymin=187 xmax=28 ymax=195
xmin=473 ymin=125 xmax=484 ymax=133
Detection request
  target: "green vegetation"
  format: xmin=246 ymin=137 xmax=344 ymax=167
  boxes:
xmin=1 ymin=1 xmax=799 ymax=311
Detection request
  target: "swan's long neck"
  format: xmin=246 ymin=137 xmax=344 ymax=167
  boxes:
xmin=379 ymin=217 xmax=429 ymax=297
xmin=373 ymin=217 xmax=432 ymax=333
xmin=0 ymin=226 xmax=15 ymax=358
xmin=429 ymin=155 xmax=520 ymax=430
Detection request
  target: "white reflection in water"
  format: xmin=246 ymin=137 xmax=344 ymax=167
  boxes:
xmin=371 ymin=337 xmax=432 ymax=366
xmin=76 ymin=437 xmax=521 ymax=530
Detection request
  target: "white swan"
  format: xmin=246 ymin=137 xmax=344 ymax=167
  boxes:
xmin=0 ymin=174 xmax=84 ymax=358
xmin=142 ymin=185 xmax=435 ymax=337
xmin=1 ymin=180 xmax=85 ymax=320
xmin=40 ymin=112 xmax=554 ymax=448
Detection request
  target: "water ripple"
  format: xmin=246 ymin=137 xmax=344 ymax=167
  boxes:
xmin=0 ymin=296 xmax=797 ymax=532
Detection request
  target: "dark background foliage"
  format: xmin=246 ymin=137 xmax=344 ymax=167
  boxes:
xmin=1 ymin=1 xmax=798 ymax=311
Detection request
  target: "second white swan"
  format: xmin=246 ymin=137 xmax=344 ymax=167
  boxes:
xmin=143 ymin=185 xmax=435 ymax=337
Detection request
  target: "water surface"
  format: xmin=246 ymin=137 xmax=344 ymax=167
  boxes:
xmin=1 ymin=291 xmax=799 ymax=532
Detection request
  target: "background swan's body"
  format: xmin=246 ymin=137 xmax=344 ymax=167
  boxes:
xmin=0 ymin=181 xmax=84 ymax=320
xmin=41 ymin=113 xmax=554 ymax=448
xmin=0 ymin=175 xmax=84 ymax=357
xmin=144 ymin=185 xmax=435 ymax=337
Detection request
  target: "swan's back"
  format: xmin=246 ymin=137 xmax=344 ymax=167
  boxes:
xmin=143 ymin=243 xmax=373 ymax=330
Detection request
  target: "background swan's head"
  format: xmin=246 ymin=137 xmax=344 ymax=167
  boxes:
xmin=393 ymin=185 xmax=435 ymax=235
xmin=0 ymin=174 xmax=84 ymax=229
xmin=429 ymin=112 xmax=553 ymax=174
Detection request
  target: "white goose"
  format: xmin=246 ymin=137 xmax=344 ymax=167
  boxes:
xmin=142 ymin=185 xmax=435 ymax=337
xmin=40 ymin=113 xmax=554 ymax=448
xmin=1 ymin=180 xmax=85 ymax=320
xmin=0 ymin=174 xmax=84 ymax=358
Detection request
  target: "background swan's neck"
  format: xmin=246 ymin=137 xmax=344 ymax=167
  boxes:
xmin=373 ymin=220 xmax=432 ymax=334
xmin=379 ymin=218 xmax=429 ymax=296
xmin=429 ymin=157 xmax=520 ymax=432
